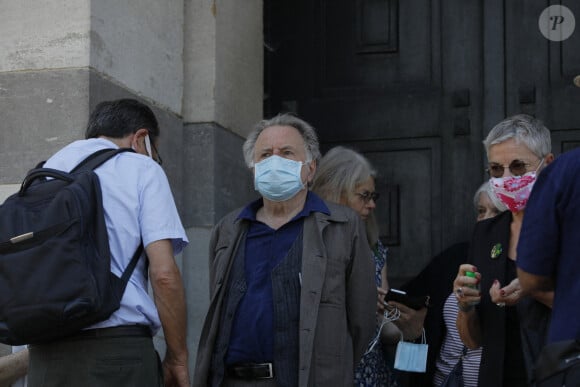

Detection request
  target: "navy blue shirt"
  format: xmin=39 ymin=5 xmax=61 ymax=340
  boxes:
xmin=225 ymin=192 xmax=330 ymax=365
xmin=517 ymin=147 xmax=580 ymax=342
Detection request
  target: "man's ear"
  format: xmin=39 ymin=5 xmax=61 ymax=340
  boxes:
xmin=130 ymin=128 xmax=150 ymax=153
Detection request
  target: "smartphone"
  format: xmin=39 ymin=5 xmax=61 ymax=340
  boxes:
xmin=384 ymin=288 xmax=430 ymax=310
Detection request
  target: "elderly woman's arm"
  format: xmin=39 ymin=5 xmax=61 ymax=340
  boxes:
xmin=454 ymin=263 xmax=482 ymax=349
xmin=0 ymin=348 xmax=29 ymax=385
xmin=456 ymin=308 xmax=482 ymax=349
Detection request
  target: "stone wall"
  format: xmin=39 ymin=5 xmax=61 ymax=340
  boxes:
xmin=0 ymin=0 xmax=263 ymax=375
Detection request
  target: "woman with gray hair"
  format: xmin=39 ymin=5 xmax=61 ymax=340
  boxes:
xmin=311 ymin=146 xmax=379 ymax=243
xmin=473 ymin=180 xmax=507 ymax=221
xmin=453 ymin=114 xmax=555 ymax=386
xmin=312 ymin=146 xmax=420 ymax=387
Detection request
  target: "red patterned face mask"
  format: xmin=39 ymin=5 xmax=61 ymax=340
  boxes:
xmin=489 ymin=172 xmax=537 ymax=212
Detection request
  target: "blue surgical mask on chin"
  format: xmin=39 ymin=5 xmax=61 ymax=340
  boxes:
xmin=254 ymin=155 xmax=307 ymax=202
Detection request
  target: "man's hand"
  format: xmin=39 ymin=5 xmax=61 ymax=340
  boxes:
xmin=162 ymin=357 xmax=190 ymax=387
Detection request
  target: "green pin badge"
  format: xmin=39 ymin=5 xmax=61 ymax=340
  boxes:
xmin=491 ymin=243 xmax=502 ymax=259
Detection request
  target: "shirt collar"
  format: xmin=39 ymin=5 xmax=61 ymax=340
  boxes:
xmin=237 ymin=191 xmax=330 ymax=222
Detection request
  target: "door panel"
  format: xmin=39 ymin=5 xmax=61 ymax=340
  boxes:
xmin=549 ymin=1 xmax=580 ymax=138
xmin=318 ymin=0 xmax=433 ymax=90
xmin=312 ymin=0 xmax=442 ymax=143
xmin=360 ymin=138 xmax=442 ymax=284
xmin=505 ymin=0 xmax=580 ymax=155
xmin=266 ymin=0 xmax=484 ymax=286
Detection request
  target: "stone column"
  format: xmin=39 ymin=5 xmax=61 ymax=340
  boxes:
xmin=0 ymin=0 xmax=264 ymax=375
xmin=0 ymin=0 xmax=185 ymax=187
xmin=181 ymin=0 xmax=263 ymax=369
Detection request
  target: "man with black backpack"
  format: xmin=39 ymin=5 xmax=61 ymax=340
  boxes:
xmin=26 ymin=99 xmax=190 ymax=386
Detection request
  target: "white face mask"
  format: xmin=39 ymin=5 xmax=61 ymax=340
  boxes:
xmin=131 ymin=134 xmax=153 ymax=158
xmin=254 ymin=155 xmax=307 ymax=202
xmin=132 ymin=134 xmax=160 ymax=164
xmin=144 ymin=135 xmax=153 ymax=158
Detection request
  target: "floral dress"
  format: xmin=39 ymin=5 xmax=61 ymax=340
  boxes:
xmin=354 ymin=240 xmax=398 ymax=386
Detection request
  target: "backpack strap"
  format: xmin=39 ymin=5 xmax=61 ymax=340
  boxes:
xmin=27 ymin=148 xmax=133 ymax=187
xmin=71 ymin=147 xmax=134 ymax=173
xmin=119 ymin=243 xmax=146 ymax=290
xmin=72 ymin=147 xmax=144 ymax=290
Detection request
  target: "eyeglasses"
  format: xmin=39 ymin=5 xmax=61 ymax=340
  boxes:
xmin=150 ymin=140 xmax=163 ymax=166
xmin=147 ymin=132 xmax=163 ymax=166
xmin=355 ymin=191 xmax=380 ymax=203
xmin=486 ymin=158 xmax=541 ymax=178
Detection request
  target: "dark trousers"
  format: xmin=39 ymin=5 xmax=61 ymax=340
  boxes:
xmin=28 ymin=335 xmax=162 ymax=387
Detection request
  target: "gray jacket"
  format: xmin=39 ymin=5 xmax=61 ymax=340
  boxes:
xmin=193 ymin=200 xmax=376 ymax=386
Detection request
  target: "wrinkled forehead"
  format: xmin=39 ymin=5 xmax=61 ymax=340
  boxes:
xmin=254 ymin=125 xmax=307 ymax=152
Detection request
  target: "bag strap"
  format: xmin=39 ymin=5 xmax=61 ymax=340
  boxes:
xmin=71 ymin=147 xmax=134 ymax=173
xmin=119 ymin=243 xmax=145 ymax=291
xmin=28 ymin=148 xmax=132 ymax=185
xmin=72 ymin=147 xmax=143 ymax=288
xmin=19 ymin=168 xmax=75 ymax=195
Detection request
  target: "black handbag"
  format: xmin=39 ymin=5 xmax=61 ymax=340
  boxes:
xmin=533 ymin=339 xmax=580 ymax=387
xmin=439 ymin=347 xmax=466 ymax=387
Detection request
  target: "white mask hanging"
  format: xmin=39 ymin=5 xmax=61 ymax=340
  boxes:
xmin=144 ymin=135 xmax=153 ymax=158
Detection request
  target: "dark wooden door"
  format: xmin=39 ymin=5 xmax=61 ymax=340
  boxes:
xmin=266 ymin=0 xmax=485 ymax=286
xmin=265 ymin=0 xmax=580 ymax=286
xmin=504 ymin=1 xmax=580 ymax=156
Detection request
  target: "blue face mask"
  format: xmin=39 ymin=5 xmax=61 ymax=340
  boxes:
xmin=254 ymin=155 xmax=307 ymax=202
xmin=393 ymin=330 xmax=428 ymax=373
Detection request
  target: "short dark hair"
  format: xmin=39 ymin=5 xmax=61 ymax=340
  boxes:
xmin=85 ymin=99 xmax=160 ymax=139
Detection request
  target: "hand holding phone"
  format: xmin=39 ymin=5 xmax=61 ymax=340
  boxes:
xmin=384 ymin=288 xmax=430 ymax=310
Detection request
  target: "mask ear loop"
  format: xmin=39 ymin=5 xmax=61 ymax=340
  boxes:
xmin=535 ymin=157 xmax=545 ymax=173
xmin=144 ymin=135 xmax=153 ymax=159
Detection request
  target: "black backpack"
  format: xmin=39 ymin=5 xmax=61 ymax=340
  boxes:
xmin=0 ymin=148 xmax=143 ymax=345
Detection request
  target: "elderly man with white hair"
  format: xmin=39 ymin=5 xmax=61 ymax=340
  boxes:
xmin=194 ymin=113 xmax=376 ymax=387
